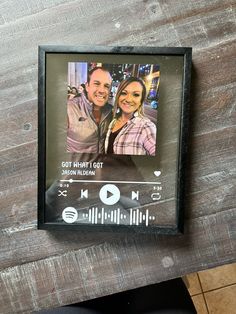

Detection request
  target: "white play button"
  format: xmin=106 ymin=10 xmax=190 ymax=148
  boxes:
xmin=99 ymin=184 xmax=120 ymax=205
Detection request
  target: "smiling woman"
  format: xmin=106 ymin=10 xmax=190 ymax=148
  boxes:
xmin=105 ymin=77 xmax=157 ymax=156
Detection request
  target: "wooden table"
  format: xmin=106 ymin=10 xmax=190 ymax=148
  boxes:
xmin=0 ymin=1 xmax=235 ymax=313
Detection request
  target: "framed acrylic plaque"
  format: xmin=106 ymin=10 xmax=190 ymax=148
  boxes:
xmin=38 ymin=46 xmax=192 ymax=234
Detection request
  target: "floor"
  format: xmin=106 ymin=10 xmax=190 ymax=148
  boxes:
xmin=184 ymin=262 xmax=236 ymax=313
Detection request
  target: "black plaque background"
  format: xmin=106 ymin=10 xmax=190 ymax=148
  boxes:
xmin=38 ymin=46 xmax=192 ymax=234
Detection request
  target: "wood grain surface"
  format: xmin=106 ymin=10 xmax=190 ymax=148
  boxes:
xmin=0 ymin=0 xmax=235 ymax=313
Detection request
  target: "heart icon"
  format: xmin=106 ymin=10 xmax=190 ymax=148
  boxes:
xmin=154 ymin=171 xmax=161 ymax=177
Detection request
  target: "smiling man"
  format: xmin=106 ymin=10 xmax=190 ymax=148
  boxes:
xmin=67 ymin=67 xmax=113 ymax=153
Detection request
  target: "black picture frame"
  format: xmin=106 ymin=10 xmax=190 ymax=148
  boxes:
xmin=38 ymin=45 xmax=192 ymax=234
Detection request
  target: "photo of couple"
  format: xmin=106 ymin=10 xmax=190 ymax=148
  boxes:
xmin=67 ymin=62 xmax=159 ymax=156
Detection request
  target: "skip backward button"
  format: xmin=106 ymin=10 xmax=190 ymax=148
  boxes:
xmin=99 ymin=184 xmax=120 ymax=205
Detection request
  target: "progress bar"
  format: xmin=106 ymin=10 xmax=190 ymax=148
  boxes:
xmin=60 ymin=179 xmax=161 ymax=185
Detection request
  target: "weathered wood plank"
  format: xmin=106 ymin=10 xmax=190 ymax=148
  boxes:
xmin=0 ymin=1 xmax=235 ymax=72
xmin=0 ymin=0 xmax=236 ymax=312
xmin=0 ymin=141 xmax=37 ymax=197
xmin=0 ymin=45 xmax=235 ymax=152
xmin=0 ymin=66 xmax=37 ymax=111
xmin=0 ymin=208 xmax=235 ymax=313
xmin=0 ymin=103 xmax=37 ymax=151
xmin=0 ymin=0 xmax=69 ymax=24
